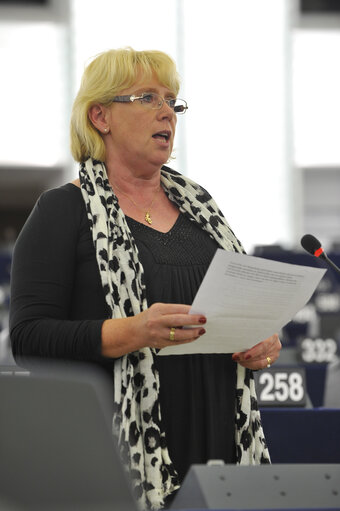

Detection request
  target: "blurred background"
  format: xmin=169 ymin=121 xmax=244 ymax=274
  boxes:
xmin=1 ymin=0 xmax=340 ymax=401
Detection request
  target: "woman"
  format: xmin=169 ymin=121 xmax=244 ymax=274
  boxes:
xmin=10 ymin=48 xmax=281 ymax=510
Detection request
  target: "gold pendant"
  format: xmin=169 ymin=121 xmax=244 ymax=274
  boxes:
xmin=145 ymin=211 xmax=152 ymax=225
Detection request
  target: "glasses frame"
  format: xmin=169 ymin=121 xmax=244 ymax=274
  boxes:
xmin=111 ymin=92 xmax=188 ymax=114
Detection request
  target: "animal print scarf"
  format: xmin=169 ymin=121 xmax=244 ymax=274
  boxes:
xmin=79 ymin=157 xmax=270 ymax=510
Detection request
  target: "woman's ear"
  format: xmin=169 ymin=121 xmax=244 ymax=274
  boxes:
xmin=88 ymin=103 xmax=110 ymax=134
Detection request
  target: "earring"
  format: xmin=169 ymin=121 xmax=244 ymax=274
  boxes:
xmin=104 ymin=127 xmax=109 ymax=133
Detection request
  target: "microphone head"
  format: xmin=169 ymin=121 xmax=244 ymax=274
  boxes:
xmin=300 ymin=233 xmax=322 ymax=255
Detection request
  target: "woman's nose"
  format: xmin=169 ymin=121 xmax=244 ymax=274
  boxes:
xmin=158 ymin=100 xmax=174 ymax=120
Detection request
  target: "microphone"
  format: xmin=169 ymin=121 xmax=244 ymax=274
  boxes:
xmin=301 ymin=234 xmax=340 ymax=275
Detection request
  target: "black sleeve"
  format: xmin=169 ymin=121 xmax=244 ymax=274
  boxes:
xmin=9 ymin=186 xmax=105 ymax=363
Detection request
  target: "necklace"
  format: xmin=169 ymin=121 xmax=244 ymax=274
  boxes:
xmin=112 ymin=182 xmax=161 ymax=225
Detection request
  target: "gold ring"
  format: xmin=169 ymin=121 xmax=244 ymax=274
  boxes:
xmin=169 ymin=327 xmax=176 ymax=342
xmin=266 ymin=356 xmax=272 ymax=368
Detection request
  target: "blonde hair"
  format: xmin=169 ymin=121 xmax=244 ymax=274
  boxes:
xmin=70 ymin=48 xmax=181 ymax=162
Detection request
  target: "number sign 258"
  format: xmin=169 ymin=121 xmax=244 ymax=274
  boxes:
xmin=255 ymin=367 xmax=307 ymax=407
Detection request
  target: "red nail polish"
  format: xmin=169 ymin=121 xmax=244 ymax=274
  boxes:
xmin=199 ymin=317 xmax=207 ymax=324
xmin=199 ymin=328 xmax=206 ymax=335
xmin=245 ymin=354 xmax=252 ymax=360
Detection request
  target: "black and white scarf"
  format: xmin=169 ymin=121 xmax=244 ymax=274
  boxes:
xmin=79 ymin=157 xmax=270 ymax=510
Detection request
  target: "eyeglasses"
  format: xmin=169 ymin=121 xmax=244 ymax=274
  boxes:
xmin=111 ymin=92 xmax=188 ymax=114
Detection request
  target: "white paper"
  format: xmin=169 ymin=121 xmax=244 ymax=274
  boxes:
xmin=158 ymin=249 xmax=326 ymax=356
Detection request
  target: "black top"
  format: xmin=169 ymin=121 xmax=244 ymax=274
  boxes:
xmin=10 ymin=183 xmax=237 ymax=483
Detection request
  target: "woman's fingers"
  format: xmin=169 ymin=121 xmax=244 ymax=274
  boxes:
xmin=149 ymin=303 xmax=206 ymax=326
xmin=245 ymin=334 xmax=281 ymax=362
xmin=164 ymin=325 xmax=206 ymax=343
xmin=232 ymin=334 xmax=282 ymax=370
xmin=137 ymin=302 xmax=207 ymax=349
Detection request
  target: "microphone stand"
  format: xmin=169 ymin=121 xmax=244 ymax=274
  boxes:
xmin=318 ymin=252 xmax=340 ymax=276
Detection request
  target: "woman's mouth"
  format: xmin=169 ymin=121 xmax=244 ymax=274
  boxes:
xmin=152 ymin=130 xmax=171 ymax=144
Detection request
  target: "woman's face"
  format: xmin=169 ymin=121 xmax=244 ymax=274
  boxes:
xmin=104 ymin=73 xmax=178 ymax=173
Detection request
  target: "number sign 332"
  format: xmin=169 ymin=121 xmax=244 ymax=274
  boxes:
xmin=254 ymin=367 xmax=307 ymax=407
xmin=298 ymin=337 xmax=338 ymax=364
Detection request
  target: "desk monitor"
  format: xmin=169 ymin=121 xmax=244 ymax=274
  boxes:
xmin=171 ymin=463 xmax=340 ymax=510
xmin=0 ymin=362 xmax=137 ymax=511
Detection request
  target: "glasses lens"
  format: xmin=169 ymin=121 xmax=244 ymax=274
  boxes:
xmin=174 ymin=99 xmax=188 ymax=114
xmin=139 ymin=93 xmax=161 ymax=109
xmin=138 ymin=94 xmax=187 ymax=113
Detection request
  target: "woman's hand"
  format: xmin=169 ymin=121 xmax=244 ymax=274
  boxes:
xmin=232 ymin=333 xmax=282 ymax=370
xmin=101 ymin=302 xmax=206 ymax=358
xmin=133 ymin=303 xmax=206 ymax=350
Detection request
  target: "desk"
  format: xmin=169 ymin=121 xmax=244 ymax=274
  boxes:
xmin=260 ymin=408 xmax=340 ymax=463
